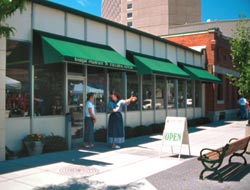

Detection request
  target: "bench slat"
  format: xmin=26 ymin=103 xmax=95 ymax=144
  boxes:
xmin=202 ymin=136 xmax=250 ymax=160
xmin=225 ymin=136 xmax=250 ymax=157
xmin=198 ymin=136 xmax=250 ymax=182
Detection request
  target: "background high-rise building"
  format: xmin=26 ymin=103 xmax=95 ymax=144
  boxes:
xmin=101 ymin=0 xmax=201 ymax=35
xmin=102 ymin=0 xmax=121 ymax=23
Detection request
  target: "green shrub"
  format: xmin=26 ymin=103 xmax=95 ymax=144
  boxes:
xmin=125 ymin=126 xmax=136 ymax=139
xmin=187 ymin=117 xmax=210 ymax=127
xmin=150 ymin=123 xmax=164 ymax=134
xmin=43 ymin=135 xmax=67 ymax=153
xmin=93 ymin=117 xmax=210 ymax=141
xmin=94 ymin=128 xmax=107 ymax=142
xmin=135 ymin=125 xmax=153 ymax=136
xmin=5 ymin=146 xmax=18 ymax=160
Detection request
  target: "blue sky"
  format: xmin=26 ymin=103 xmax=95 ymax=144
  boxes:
xmin=201 ymin=0 xmax=250 ymax=22
xmin=48 ymin=0 xmax=102 ymax=16
xmin=48 ymin=0 xmax=250 ymax=22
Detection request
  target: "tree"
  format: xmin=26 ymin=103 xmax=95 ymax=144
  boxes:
xmin=0 ymin=0 xmax=30 ymax=38
xmin=228 ymin=18 xmax=250 ymax=97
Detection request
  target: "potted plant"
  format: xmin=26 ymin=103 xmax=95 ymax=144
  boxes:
xmin=43 ymin=135 xmax=67 ymax=153
xmin=23 ymin=133 xmax=44 ymax=156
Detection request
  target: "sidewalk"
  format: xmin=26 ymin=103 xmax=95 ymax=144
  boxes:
xmin=0 ymin=120 xmax=249 ymax=190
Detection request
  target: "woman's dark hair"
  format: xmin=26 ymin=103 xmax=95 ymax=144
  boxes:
xmin=87 ymin=92 xmax=94 ymax=101
xmin=110 ymin=91 xmax=121 ymax=100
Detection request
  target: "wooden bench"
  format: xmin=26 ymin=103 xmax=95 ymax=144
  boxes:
xmin=198 ymin=136 xmax=250 ymax=182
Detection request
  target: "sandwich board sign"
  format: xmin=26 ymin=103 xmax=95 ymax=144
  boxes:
xmin=160 ymin=116 xmax=191 ymax=158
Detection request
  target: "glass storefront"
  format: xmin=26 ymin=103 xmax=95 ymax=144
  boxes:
xmin=6 ymin=40 xmax=30 ymax=118
xmin=127 ymin=72 xmax=139 ymax=111
xmin=178 ymin=80 xmax=186 ymax=108
xmin=156 ymin=76 xmax=165 ymax=109
xmin=142 ymin=75 xmax=153 ymax=110
xmin=34 ymin=63 xmax=64 ymax=116
xmin=109 ymin=70 xmax=123 ymax=95
xmin=6 ymin=39 xmax=204 ymax=121
xmin=87 ymin=67 xmax=106 ymax=112
xmin=195 ymin=81 xmax=202 ymax=107
xmin=167 ymin=79 xmax=176 ymax=109
xmin=187 ymin=80 xmax=193 ymax=107
xmin=68 ymin=79 xmax=84 ymax=139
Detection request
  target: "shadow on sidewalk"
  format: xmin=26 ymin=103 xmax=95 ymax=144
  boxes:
xmin=0 ymin=147 xmax=112 ymax=175
xmin=0 ymin=135 xmax=161 ymax=175
xmin=203 ymin=121 xmax=232 ymax=128
xmin=34 ymin=178 xmax=144 ymax=190
xmin=206 ymin=162 xmax=250 ymax=182
xmin=147 ymin=154 xmax=250 ymax=190
xmin=187 ymin=120 xmax=236 ymax=134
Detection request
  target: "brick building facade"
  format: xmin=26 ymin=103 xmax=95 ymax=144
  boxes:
xmin=163 ymin=28 xmax=239 ymax=121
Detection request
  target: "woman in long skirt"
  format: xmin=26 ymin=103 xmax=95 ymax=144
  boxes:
xmin=107 ymin=91 xmax=137 ymax=149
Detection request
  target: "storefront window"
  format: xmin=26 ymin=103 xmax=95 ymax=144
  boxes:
xmin=187 ymin=80 xmax=193 ymax=107
xmin=109 ymin=70 xmax=123 ymax=95
xmin=34 ymin=63 xmax=64 ymax=116
xmin=178 ymin=80 xmax=186 ymax=108
xmin=195 ymin=81 xmax=202 ymax=107
xmin=6 ymin=40 xmax=30 ymax=118
xmin=142 ymin=75 xmax=152 ymax=110
xmin=127 ymin=72 xmax=139 ymax=111
xmin=167 ymin=79 xmax=176 ymax=109
xmin=87 ymin=67 xmax=106 ymax=112
xmin=68 ymin=63 xmax=85 ymax=76
xmin=156 ymin=76 xmax=165 ymax=109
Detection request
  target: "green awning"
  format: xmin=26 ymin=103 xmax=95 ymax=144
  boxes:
xmin=129 ymin=52 xmax=190 ymax=78
xmin=41 ymin=36 xmax=135 ymax=70
xmin=181 ymin=64 xmax=221 ymax=83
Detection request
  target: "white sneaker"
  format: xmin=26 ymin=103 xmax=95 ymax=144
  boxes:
xmin=112 ymin=145 xmax=120 ymax=149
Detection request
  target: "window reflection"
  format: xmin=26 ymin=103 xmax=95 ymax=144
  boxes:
xmin=167 ymin=79 xmax=176 ymax=109
xmin=127 ymin=72 xmax=139 ymax=111
xmin=6 ymin=40 xmax=30 ymax=118
xmin=109 ymin=71 xmax=123 ymax=94
xmin=68 ymin=79 xmax=84 ymax=139
xmin=187 ymin=80 xmax=193 ymax=107
xmin=195 ymin=81 xmax=202 ymax=107
xmin=68 ymin=80 xmax=83 ymax=106
xmin=142 ymin=75 xmax=152 ymax=110
xmin=88 ymin=67 xmax=106 ymax=112
xmin=178 ymin=80 xmax=186 ymax=108
xmin=156 ymin=76 xmax=165 ymax=109
xmin=34 ymin=64 xmax=64 ymax=116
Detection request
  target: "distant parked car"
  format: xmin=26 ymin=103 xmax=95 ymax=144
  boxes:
xmin=142 ymin=99 xmax=161 ymax=109
xmin=186 ymin=98 xmax=192 ymax=106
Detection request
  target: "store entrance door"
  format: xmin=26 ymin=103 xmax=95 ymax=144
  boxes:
xmin=67 ymin=78 xmax=85 ymax=147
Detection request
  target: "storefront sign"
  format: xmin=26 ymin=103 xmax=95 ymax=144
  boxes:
xmin=160 ymin=116 xmax=190 ymax=158
xmin=70 ymin=57 xmax=134 ymax=70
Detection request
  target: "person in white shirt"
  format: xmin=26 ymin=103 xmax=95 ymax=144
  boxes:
xmin=238 ymin=95 xmax=248 ymax=120
xmin=84 ymin=93 xmax=96 ymax=148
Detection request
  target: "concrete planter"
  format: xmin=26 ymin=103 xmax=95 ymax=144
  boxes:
xmin=24 ymin=141 xmax=44 ymax=156
xmin=5 ymin=110 xmax=10 ymax=118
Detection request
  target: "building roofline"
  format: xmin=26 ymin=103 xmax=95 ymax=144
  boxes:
xmin=169 ymin=18 xmax=250 ymax=29
xmin=32 ymin=0 xmax=201 ymax=54
xmin=160 ymin=27 xmax=221 ymax=38
xmin=160 ymin=27 xmax=232 ymax=40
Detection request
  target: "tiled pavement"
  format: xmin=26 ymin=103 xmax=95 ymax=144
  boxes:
xmin=0 ymin=120 xmax=249 ymax=190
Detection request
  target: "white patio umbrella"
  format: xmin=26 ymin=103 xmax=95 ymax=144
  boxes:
xmin=73 ymin=83 xmax=104 ymax=94
xmin=5 ymin=76 xmax=22 ymax=90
